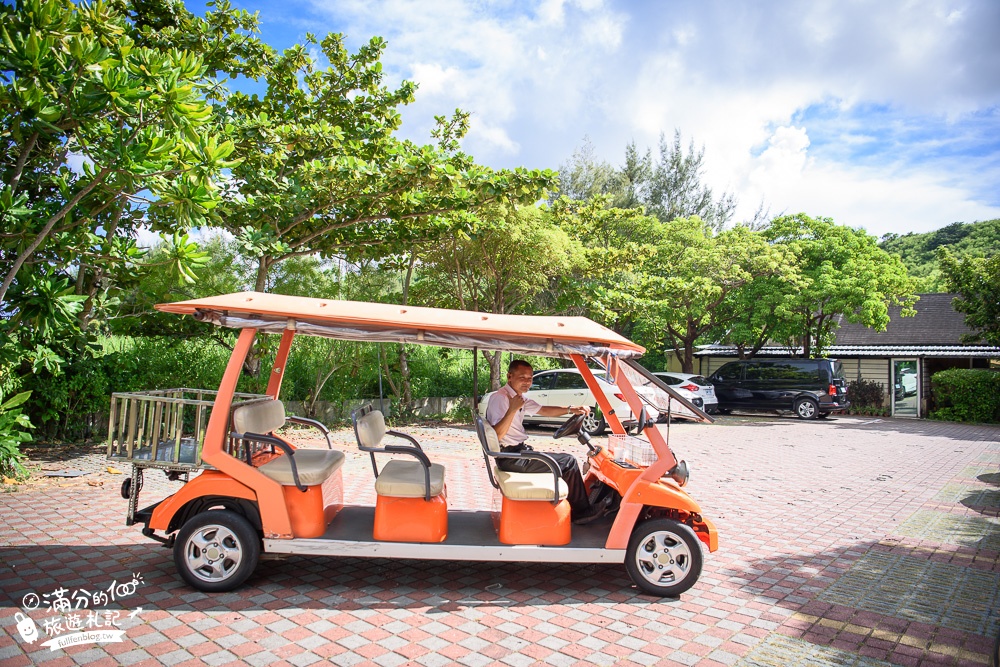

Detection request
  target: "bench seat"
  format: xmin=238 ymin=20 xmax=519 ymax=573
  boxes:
xmin=375 ymin=459 xmax=446 ymax=498
xmin=258 ymin=449 xmax=345 ymax=487
xmin=494 ymin=468 xmax=568 ymax=501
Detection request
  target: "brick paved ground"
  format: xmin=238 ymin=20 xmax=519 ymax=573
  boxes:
xmin=1 ymin=414 xmax=998 ymax=666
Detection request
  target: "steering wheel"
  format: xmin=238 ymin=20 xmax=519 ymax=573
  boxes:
xmin=554 ymin=413 xmax=586 ymax=439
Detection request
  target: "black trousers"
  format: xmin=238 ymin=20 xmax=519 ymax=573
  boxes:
xmin=497 ymin=447 xmax=589 ymax=514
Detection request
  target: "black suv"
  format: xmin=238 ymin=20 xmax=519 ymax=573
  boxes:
xmin=709 ymin=358 xmax=849 ymax=419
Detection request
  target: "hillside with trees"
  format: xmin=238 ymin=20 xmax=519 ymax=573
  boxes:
xmin=879 ymin=219 xmax=1000 ymax=291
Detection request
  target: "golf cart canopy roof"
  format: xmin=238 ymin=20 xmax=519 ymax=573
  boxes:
xmin=156 ymin=292 xmax=646 ymax=359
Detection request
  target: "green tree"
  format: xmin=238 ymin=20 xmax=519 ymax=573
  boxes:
xmin=880 ymin=219 xmax=1000 ymax=291
xmin=646 ymin=131 xmax=736 ymax=230
xmin=548 ymin=195 xmax=659 ymax=344
xmin=939 ymin=248 xmax=1000 ymax=345
xmin=557 ymin=131 xmax=739 ymax=230
xmin=638 ymin=218 xmax=793 ymax=372
xmin=709 ymin=271 xmax=803 ymax=359
xmin=0 ymin=0 xmax=258 ymax=307
xmin=555 ymin=136 xmax=619 ymax=202
xmin=219 ymin=33 xmax=556 ymax=292
xmin=413 ymin=205 xmax=584 ymax=387
xmin=766 ymin=214 xmax=918 ymax=357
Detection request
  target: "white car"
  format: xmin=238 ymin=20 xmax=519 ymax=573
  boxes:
xmin=477 ymin=368 xmax=649 ymax=436
xmin=654 ymin=372 xmax=718 ymax=415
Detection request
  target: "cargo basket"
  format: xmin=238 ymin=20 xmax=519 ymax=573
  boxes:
xmin=608 ymin=434 xmax=657 ymax=467
xmin=107 ymin=389 xmax=271 ymax=471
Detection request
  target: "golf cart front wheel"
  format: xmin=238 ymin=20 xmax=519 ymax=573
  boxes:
xmin=625 ymin=518 xmax=703 ymax=597
xmin=174 ymin=510 xmax=260 ymax=592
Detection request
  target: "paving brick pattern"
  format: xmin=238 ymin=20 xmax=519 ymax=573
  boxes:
xmin=1 ymin=414 xmax=998 ymax=666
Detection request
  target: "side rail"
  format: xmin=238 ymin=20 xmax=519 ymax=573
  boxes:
xmin=107 ymin=389 xmax=270 ymax=470
xmin=285 ymin=415 xmax=334 ymax=449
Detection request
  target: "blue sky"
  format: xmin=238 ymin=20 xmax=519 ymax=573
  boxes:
xmin=222 ymin=0 xmax=1000 ymax=237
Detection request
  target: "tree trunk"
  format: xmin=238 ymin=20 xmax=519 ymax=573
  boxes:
xmin=681 ymin=342 xmax=695 ymax=373
xmin=395 ymin=250 xmax=418 ymax=415
xmin=487 ymin=351 xmax=503 ymax=390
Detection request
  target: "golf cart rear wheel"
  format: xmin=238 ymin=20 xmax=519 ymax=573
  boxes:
xmin=174 ymin=510 xmax=260 ymax=592
xmin=625 ymin=519 xmax=703 ymax=597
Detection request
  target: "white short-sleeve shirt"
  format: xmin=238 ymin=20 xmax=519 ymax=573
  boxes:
xmin=486 ymin=384 xmax=542 ymax=447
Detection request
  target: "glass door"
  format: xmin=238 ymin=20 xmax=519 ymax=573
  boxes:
xmin=892 ymin=359 xmax=919 ymax=417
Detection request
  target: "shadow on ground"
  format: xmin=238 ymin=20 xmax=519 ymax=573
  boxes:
xmin=0 ymin=543 xmax=662 ymax=616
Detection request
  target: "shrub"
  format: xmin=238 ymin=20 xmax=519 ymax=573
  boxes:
xmin=847 ymin=378 xmax=885 ymax=412
xmin=0 ymin=390 xmax=33 ymax=479
xmin=930 ymin=368 xmax=1000 ymax=423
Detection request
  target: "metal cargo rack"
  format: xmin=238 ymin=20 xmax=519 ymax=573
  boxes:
xmin=107 ymin=389 xmax=271 ymax=524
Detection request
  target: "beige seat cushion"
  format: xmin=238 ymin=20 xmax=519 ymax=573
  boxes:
xmin=375 ymin=459 xmax=446 ymax=498
xmin=233 ymin=400 xmax=286 ymax=435
xmin=495 ymin=468 xmax=568 ymax=501
xmin=480 ymin=420 xmax=502 ymax=453
xmin=258 ymin=449 xmax=345 ymax=487
xmin=355 ymin=409 xmax=386 ymax=448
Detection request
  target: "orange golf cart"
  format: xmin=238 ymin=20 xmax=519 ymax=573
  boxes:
xmin=107 ymin=292 xmax=717 ymax=596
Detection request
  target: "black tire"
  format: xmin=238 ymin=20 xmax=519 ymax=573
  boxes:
xmin=717 ymin=408 xmax=731 ymax=415
xmin=625 ymin=519 xmax=703 ymax=597
xmin=174 ymin=510 xmax=260 ymax=592
xmin=582 ymin=408 xmax=606 ymax=436
xmin=794 ymin=397 xmax=819 ymax=420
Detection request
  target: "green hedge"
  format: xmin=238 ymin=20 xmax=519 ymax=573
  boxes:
xmin=929 ymin=368 xmax=1000 ymax=423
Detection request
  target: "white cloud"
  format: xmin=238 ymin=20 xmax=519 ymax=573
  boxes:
xmin=290 ymin=0 xmax=1000 ymax=235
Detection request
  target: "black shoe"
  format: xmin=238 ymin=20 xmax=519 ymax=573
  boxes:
xmin=572 ymin=506 xmax=604 ymax=525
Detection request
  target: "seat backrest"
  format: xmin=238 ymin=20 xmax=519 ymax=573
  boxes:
xmin=354 ymin=407 xmax=386 ymax=450
xmin=478 ymin=417 xmax=502 ymax=453
xmin=233 ymin=399 xmax=285 ymax=435
xmin=474 ymin=415 xmax=501 ymax=489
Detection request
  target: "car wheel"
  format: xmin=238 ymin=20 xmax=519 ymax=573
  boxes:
xmin=174 ymin=510 xmax=260 ymax=592
xmin=625 ymin=518 xmax=703 ymax=597
xmin=582 ymin=408 xmax=606 ymax=436
xmin=794 ymin=397 xmax=819 ymax=420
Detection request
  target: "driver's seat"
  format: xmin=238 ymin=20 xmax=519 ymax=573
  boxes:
xmin=474 ymin=415 xmax=571 ymax=546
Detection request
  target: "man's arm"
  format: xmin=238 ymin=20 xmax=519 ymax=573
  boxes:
xmin=489 ymin=392 xmax=525 ymax=441
xmin=537 ymin=405 xmax=591 ymax=417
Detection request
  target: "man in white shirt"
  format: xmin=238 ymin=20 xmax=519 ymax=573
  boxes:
xmin=486 ymin=360 xmax=599 ymax=523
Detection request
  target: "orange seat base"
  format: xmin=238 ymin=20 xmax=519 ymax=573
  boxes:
xmin=373 ymin=493 xmax=448 ymax=543
xmin=498 ymin=496 xmax=571 ymax=546
xmin=281 ymin=469 xmax=344 ymax=538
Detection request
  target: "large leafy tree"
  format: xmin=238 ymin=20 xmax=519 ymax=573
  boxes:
xmin=637 ymin=218 xmax=794 ymax=372
xmin=548 ymin=196 xmax=659 ymax=343
xmin=765 ymin=214 xmax=917 ymax=357
xmin=413 ymin=205 xmax=584 ymax=387
xmin=0 ymin=0 xmax=263 ymax=309
xmin=220 ymin=33 xmax=556 ymax=291
xmin=0 ymin=0 xmax=266 ymax=400
xmin=939 ymin=248 xmax=1000 ymax=345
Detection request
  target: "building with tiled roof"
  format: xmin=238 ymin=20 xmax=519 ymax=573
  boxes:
xmin=694 ymin=293 xmax=1000 ymax=418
